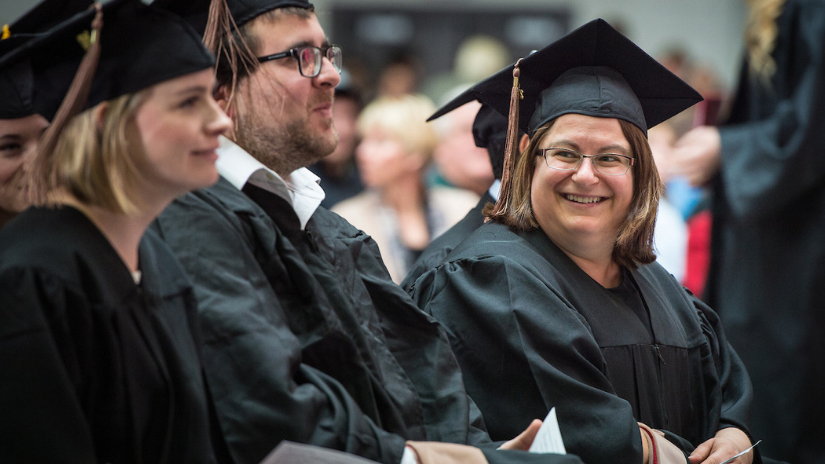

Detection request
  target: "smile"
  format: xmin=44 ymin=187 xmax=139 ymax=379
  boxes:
xmin=564 ymin=194 xmax=606 ymax=204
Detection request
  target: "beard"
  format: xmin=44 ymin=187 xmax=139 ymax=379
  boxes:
xmin=234 ymin=103 xmax=339 ymax=177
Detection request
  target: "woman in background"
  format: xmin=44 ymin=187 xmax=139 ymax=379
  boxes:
xmin=333 ymin=94 xmax=478 ymax=283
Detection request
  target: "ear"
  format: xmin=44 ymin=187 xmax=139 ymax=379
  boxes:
xmin=214 ymin=84 xmax=236 ymax=119
xmin=519 ymin=133 xmax=530 ymax=153
xmin=93 ymin=102 xmax=109 ymax=132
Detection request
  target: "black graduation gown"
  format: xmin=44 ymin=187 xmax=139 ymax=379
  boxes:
xmin=411 ymin=222 xmax=757 ymax=464
xmin=0 ymin=206 xmax=214 ymax=464
xmin=401 ymin=191 xmax=495 ymax=293
xmin=705 ymin=1 xmax=825 ymax=462
xmin=154 ymin=178 xmax=584 ymax=464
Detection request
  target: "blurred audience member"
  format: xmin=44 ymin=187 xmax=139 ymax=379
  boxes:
xmin=647 ymin=124 xmax=688 ymax=282
xmin=402 ymin=100 xmax=527 ymax=292
xmin=333 ymin=94 xmax=478 ymax=283
xmin=670 ymin=0 xmax=825 ymax=461
xmin=424 ymin=34 xmax=510 ymax=103
xmin=430 ymin=88 xmax=495 ymax=196
xmin=309 ymin=69 xmax=363 ymax=208
xmin=376 ymin=52 xmax=422 ymax=99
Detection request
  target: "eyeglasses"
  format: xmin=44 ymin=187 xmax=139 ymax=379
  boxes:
xmin=257 ymin=45 xmax=342 ymax=78
xmin=537 ymin=147 xmax=635 ymax=176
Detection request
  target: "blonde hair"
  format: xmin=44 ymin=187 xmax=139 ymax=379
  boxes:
xmin=744 ymin=0 xmax=787 ymax=83
xmin=492 ymin=118 xmax=662 ymax=269
xmin=39 ymin=90 xmax=148 ymax=214
xmin=357 ymin=94 xmax=439 ymax=162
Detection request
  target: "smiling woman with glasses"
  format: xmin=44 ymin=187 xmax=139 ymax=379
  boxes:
xmin=257 ymin=44 xmax=342 ymax=77
xmin=411 ymin=19 xmax=761 ymax=464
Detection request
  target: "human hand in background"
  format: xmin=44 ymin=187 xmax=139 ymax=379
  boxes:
xmin=670 ymin=126 xmax=722 ymax=187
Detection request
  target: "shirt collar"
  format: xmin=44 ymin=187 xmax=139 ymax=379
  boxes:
xmin=488 ymin=179 xmax=501 ymax=201
xmin=216 ymin=136 xmax=325 ymax=230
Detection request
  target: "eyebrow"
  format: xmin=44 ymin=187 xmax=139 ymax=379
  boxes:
xmin=286 ymin=38 xmax=332 ymax=50
xmin=550 ymin=140 xmax=631 ymax=155
xmin=174 ymin=85 xmax=210 ymax=96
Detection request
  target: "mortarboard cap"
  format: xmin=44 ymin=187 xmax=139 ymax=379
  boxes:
xmin=431 ymin=19 xmax=702 ymax=137
xmin=0 ymin=0 xmax=215 ymax=121
xmin=472 ymin=104 xmax=509 ymax=180
xmin=1 ymin=0 xmax=97 ymax=119
xmin=3 ymin=0 xmax=94 ymax=37
xmin=155 ymin=0 xmax=313 ymax=35
xmin=0 ymin=36 xmax=36 ymax=119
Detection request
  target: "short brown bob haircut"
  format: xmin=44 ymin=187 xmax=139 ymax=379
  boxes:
xmin=491 ymin=117 xmax=663 ymax=269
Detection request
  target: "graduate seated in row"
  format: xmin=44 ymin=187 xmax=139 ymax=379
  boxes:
xmin=0 ymin=0 xmax=232 ymax=461
xmin=0 ymin=24 xmax=51 ymax=230
xmin=410 ymin=19 xmax=761 ymax=464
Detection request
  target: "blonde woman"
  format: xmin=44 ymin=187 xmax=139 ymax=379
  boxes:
xmin=333 ymin=94 xmax=478 ymax=282
xmin=0 ymin=0 xmax=231 ymax=461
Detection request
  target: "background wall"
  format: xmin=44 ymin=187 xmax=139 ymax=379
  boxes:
xmin=2 ymin=0 xmax=747 ymax=92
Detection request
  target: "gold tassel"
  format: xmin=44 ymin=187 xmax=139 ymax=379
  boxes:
xmin=27 ymin=2 xmax=103 ymax=205
xmin=488 ymin=58 xmax=523 ymax=220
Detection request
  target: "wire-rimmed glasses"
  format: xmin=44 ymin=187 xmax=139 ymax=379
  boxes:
xmin=537 ymin=147 xmax=634 ymax=176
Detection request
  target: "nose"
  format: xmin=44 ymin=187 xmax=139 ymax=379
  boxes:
xmin=571 ymin=156 xmax=599 ymax=185
xmin=206 ymin=97 xmax=232 ymax=136
xmin=315 ymin=55 xmax=341 ymax=88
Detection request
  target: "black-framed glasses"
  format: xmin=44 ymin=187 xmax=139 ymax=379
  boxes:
xmin=537 ymin=147 xmax=635 ymax=176
xmin=257 ymin=45 xmax=342 ymax=78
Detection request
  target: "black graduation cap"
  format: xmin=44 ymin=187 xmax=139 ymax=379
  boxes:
xmin=0 ymin=36 xmax=37 ymax=119
xmin=472 ymin=104 xmax=509 ymax=180
xmin=0 ymin=0 xmax=215 ymax=121
xmin=155 ymin=0 xmax=313 ymax=35
xmin=0 ymin=0 xmax=95 ymax=119
xmin=429 ymin=18 xmax=702 ymax=136
xmin=3 ymin=0 xmax=94 ymax=36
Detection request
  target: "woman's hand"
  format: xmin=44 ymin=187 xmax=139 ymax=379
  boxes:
xmin=499 ymin=419 xmax=543 ymax=451
xmin=688 ymin=427 xmax=754 ymax=464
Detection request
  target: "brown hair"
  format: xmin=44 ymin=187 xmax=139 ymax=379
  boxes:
xmin=489 ymin=117 xmax=662 ymax=268
xmin=209 ymin=6 xmax=315 ymax=105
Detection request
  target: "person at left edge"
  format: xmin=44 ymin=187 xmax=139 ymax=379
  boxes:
xmin=0 ymin=0 xmax=231 ymax=462
xmin=0 ymin=0 xmax=91 ymax=229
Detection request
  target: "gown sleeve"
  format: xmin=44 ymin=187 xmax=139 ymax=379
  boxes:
xmin=691 ymin=294 xmax=755 ymax=439
xmin=330 ymin=215 xmax=493 ymax=448
xmin=718 ymin=2 xmax=825 ymax=221
xmin=0 ymin=267 xmax=97 ymax=463
xmin=411 ymin=255 xmax=645 ymax=464
xmin=152 ymin=192 xmax=409 ymax=464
